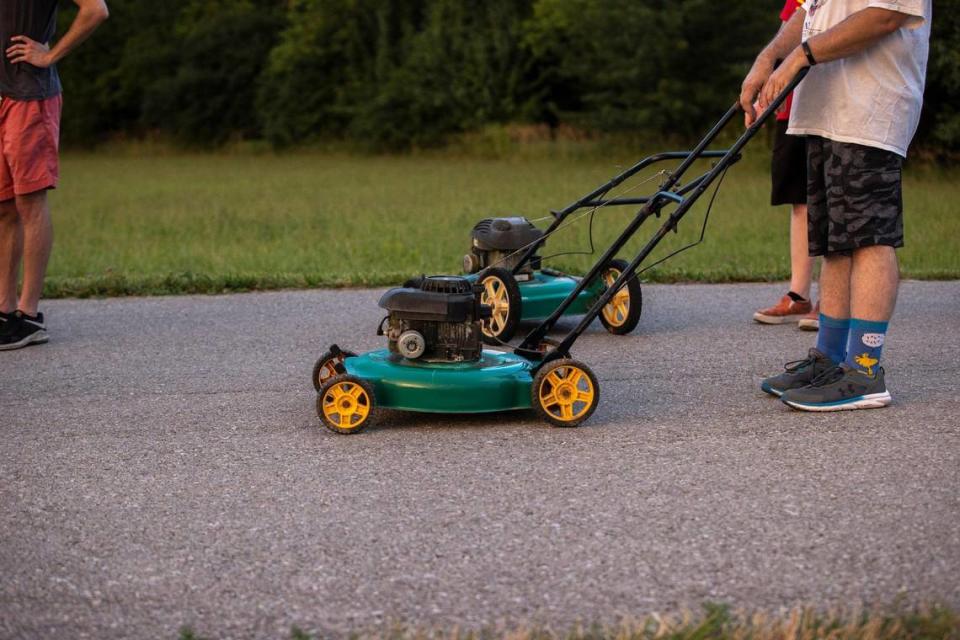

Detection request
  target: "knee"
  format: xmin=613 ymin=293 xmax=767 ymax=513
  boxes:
xmin=855 ymin=244 xmax=896 ymax=259
xmin=14 ymin=191 xmax=49 ymax=224
xmin=853 ymin=244 xmax=899 ymax=272
xmin=0 ymin=199 xmax=18 ymax=224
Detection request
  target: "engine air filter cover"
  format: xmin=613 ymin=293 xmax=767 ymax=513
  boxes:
xmin=471 ymin=217 xmax=543 ymax=251
xmin=419 ymin=276 xmax=474 ymax=295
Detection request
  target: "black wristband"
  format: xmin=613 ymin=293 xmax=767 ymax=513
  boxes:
xmin=801 ymin=41 xmax=817 ymax=66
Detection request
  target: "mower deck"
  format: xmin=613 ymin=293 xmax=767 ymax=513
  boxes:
xmin=344 ymin=349 xmax=534 ymax=413
xmin=515 ymin=272 xmax=600 ymax=320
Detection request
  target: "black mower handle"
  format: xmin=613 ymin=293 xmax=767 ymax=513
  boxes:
xmin=510 ymin=148 xmax=734 ymax=276
xmin=519 ymin=68 xmax=810 ymax=364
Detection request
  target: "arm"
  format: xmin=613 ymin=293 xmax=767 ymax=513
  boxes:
xmin=757 ymin=8 xmax=914 ymax=113
xmin=739 ymin=10 xmax=806 ymax=126
xmin=6 ymin=0 xmax=109 ymax=69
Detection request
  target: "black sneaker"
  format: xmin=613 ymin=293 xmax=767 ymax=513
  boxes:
xmin=781 ymin=364 xmax=892 ymax=412
xmin=760 ymin=348 xmax=836 ymax=397
xmin=0 ymin=310 xmax=48 ymax=350
xmin=0 ymin=310 xmax=12 ymax=323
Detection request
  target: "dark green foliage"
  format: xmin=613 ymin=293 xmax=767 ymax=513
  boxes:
xmin=56 ymin=0 xmax=189 ymax=145
xmin=258 ymin=0 xmax=535 ymax=149
xmin=919 ymin=0 xmax=960 ymax=154
xmin=47 ymin=0 xmax=960 ymax=152
xmin=348 ymin=0 xmax=538 ymax=149
xmin=257 ymin=0 xmax=426 ymax=147
xmin=57 ymin=0 xmax=280 ymax=146
xmin=141 ymin=0 xmax=284 ymax=146
xmin=525 ymin=0 xmax=776 ymax=137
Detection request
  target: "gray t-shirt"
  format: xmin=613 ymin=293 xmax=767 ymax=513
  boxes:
xmin=0 ymin=0 xmax=61 ymax=101
xmin=788 ymin=0 xmax=931 ymax=158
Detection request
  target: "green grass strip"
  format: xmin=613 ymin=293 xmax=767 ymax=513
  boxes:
xmin=177 ymin=604 xmax=959 ymax=640
xmin=45 ymin=151 xmax=960 ymax=299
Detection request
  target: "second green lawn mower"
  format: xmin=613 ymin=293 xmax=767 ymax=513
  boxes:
xmin=459 ymin=148 xmax=732 ymax=344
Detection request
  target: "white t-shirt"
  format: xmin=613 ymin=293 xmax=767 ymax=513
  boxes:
xmin=788 ymin=0 xmax=931 ymax=157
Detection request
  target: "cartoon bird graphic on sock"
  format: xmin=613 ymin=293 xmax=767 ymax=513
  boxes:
xmin=854 ymin=353 xmax=879 ymax=376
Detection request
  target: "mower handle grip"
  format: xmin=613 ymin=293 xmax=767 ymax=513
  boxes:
xmin=734 ymin=66 xmax=810 ymax=121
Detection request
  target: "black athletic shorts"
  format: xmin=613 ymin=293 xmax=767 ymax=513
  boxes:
xmin=770 ymin=119 xmax=807 ymax=206
xmin=806 ymin=136 xmax=904 ymax=257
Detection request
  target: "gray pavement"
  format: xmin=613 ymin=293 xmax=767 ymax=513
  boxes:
xmin=1 ymin=281 xmax=959 ymax=639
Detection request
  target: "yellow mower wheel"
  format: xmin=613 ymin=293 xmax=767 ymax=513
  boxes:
xmin=312 ymin=349 xmax=358 ymax=392
xmin=317 ymin=375 xmax=377 ymax=434
xmin=599 ymin=259 xmax=642 ymax=335
xmin=479 ymin=267 xmax=522 ymax=344
xmin=532 ymin=358 xmax=599 ymax=428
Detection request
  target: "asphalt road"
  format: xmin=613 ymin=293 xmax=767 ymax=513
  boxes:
xmin=2 ymin=281 xmax=959 ymax=639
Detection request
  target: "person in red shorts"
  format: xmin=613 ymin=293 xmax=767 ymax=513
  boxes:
xmin=753 ymin=0 xmax=820 ymax=330
xmin=0 ymin=0 xmax=108 ymax=350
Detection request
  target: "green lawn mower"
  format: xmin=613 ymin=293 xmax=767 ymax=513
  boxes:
xmin=310 ymin=73 xmax=806 ymax=434
xmin=463 ymin=218 xmax=644 ymax=344
xmin=460 ymin=153 xmax=726 ymax=345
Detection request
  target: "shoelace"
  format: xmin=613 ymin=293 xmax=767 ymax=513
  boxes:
xmin=808 ymin=365 xmax=846 ymax=387
xmin=783 ymin=355 xmax=816 ymax=373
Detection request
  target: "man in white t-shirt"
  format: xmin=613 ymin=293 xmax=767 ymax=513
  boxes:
xmin=739 ymin=0 xmax=931 ymax=412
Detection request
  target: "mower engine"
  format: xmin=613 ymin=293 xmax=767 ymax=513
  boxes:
xmin=463 ymin=217 xmax=543 ymax=280
xmin=378 ymin=276 xmax=491 ymax=362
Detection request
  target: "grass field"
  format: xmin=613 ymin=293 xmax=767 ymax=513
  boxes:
xmin=46 ymin=145 xmax=960 ymax=297
xmin=178 ymin=605 xmax=959 ymax=640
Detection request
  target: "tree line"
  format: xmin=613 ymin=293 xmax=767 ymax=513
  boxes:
xmin=56 ymin=0 xmax=960 ymax=153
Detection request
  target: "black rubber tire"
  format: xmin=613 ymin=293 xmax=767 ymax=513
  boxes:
xmin=478 ymin=267 xmax=522 ymax=345
xmin=312 ymin=349 xmax=357 ymax=392
xmin=316 ymin=375 xmax=377 ymax=435
xmin=597 ymin=258 xmax=643 ymax=336
xmin=531 ymin=358 xmax=600 ymax=428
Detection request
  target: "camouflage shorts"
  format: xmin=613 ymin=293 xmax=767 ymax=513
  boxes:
xmin=806 ymin=136 xmax=904 ymax=256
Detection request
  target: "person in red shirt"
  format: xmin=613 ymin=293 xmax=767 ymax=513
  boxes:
xmin=752 ymin=0 xmax=820 ymax=329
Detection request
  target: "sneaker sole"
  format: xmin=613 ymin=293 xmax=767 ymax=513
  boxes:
xmin=782 ymin=391 xmax=892 ymax=412
xmin=0 ymin=329 xmax=48 ymax=351
xmin=797 ymin=319 xmax=820 ymax=331
xmin=753 ymin=312 xmax=805 ymax=325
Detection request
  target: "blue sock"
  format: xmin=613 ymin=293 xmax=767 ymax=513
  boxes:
xmin=844 ymin=319 xmax=888 ymax=377
xmin=816 ymin=314 xmax=850 ymax=363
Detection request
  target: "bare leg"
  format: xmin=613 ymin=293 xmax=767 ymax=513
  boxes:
xmin=0 ymin=198 xmax=22 ymax=313
xmin=850 ymin=245 xmax=899 ymax=322
xmin=789 ymin=203 xmax=814 ymax=299
xmin=16 ymin=190 xmax=53 ymax=317
xmin=819 ymin=253 xmax=852 ymax=319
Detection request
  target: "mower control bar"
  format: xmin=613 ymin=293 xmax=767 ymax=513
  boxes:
xmin=517 ymin=69 xmax=810 ymax=367
xmin=578 ymin=153 xmax=743 ymax=209
xmin=577 ymin=196 xmax=650 ymax=208
xmin=509 ymin=149 xmax=731 ymax=276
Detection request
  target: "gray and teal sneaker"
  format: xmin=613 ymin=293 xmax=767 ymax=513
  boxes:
xmin=760 ymin=348 xmax=837 ymax=397
xmin=781 ymin=364 xmax=891 ymax=412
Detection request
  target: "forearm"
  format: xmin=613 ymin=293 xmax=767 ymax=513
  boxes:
xmin=48 ymin=1 xmax=109 ymax=65
xmin=754 ymin=6 xmax=915 ymax=113
xmin=803 ymin=8 xmax=910 ymax=64
xmin=756 ymin=10 xmax=806 ymax=67
xmin=739 ymin=9 xmax=806 ymax=123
